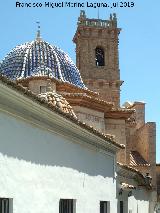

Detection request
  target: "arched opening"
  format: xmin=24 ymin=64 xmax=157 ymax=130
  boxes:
xmin=95 ymin=47 xmax=105 ymax=66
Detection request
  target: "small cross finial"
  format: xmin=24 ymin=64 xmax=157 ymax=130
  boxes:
xmin=97 ymin=8 xmax=99 ymax=19
xmin=36 ymin=21 xmax=41 ymax=40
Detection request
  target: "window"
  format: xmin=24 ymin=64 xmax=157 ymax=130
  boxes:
xmin=95 ymin=47 xmax=105 ymax=66
xmin=100 ymin=201 xmax=110 ymax=213
xmin=59 ymin=199 xmax=75 ymax=213
xmin=40 ymin=86 xmax=46 ymax=93
xmin=0 ymin=198 xmax=10 ymax=213
xmin=120 ymin=201 xmax=123 ymax=213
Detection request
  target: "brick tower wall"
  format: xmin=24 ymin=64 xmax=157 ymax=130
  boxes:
xmin=73 ymin=11 xmax=122 ymax=107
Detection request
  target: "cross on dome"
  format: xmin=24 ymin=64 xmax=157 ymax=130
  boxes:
xmin=36 ymin=21 xmax=41 ymax=41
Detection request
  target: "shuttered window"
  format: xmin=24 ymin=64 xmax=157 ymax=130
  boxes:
xmin=100 ymin=201 xmax=109 ymax=213
xmin=59 ymin=199 xmax=75 ymax=213
xmin=0 ymin=198 xmax=9 ymax=213
xmin=120 ymin=201 xmax=123 ymax=213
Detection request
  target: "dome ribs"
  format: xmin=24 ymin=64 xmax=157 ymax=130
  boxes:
xmin=0 ymin=39 xmax=86 ymax=88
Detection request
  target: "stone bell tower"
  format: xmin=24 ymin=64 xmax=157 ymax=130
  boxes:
xmin=73 ymin=10 xmax=123 ymax=107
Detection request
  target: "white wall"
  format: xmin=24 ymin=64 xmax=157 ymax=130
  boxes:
xmin=128 ymin=192 xmax=149 ymax=213
xmin=117 ymin=187 xmax=150 ymax=213
xmin=0 ymin=111 xmax=117 ymax=213
xmin=155 ymin=202 xmax=160 ymax=213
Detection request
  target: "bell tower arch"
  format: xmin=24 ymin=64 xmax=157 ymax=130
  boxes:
xmin=73 ymin=11 xmax=123 ymax=107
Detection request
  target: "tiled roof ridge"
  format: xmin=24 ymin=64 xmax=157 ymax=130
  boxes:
xmin=111 ymin=107 xmax=135 ymax=113
xmin=0 ymin=74 xmax=125 ymax=149
xmin=117 ymin=162 xmax=143 ymax=175
xmin=130 ymin=150 xmax=150 ymax=167
xmin=117 ymin=162 xmax=152 ymax=190
xmin=37 ymin=91 xmax=77 ymax=118
xmin=121 ymin=182 xmax=136 ymax=190
xmin=16 ymin=76 xmax=99 ymax=97
xmin=62 ymin=92 xmax=114 ymax=106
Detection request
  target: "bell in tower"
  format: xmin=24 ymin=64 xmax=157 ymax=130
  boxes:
xmin=73 ymin=11 xmax=123 ymax=107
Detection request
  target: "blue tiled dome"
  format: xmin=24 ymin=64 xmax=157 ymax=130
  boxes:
xmin=0 ymin=38 xmax=85 ymax=88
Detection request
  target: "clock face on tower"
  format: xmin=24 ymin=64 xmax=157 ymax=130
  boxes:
xmin=95 ymin=47 xmax=105 ymax=67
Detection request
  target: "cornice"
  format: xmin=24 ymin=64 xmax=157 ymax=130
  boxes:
xmin=17 ymin=76 xmax=98 ymax=97
xmin=62 ymin=93 xmax=113 ymax=112
xmin=0 ymin=76 xmax=124 ymax=153
xmin=117 ymin=162 xmax=152 ymax=190
xmin=105 ymin=108 xmax=135 ymax=120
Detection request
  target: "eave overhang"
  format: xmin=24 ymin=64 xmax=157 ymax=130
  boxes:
xmin=62 ymin=93 xmax=113 ymax=112
xmin=0 ymin=75 xmax=124 ymax=153
xmin=17 ymin=76 xmax=98 ymax=97
xmin=117 ymin=162 xmax=152 ymax=190
xmin=105 ymin=108 xmax=135 ymax=120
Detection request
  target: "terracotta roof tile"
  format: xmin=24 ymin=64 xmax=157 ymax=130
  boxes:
xmin=130 ymin=151 xmax=150 ymax=166
xmin=16 ymin=76 xmax=98 ymax=97
xmin=37 ymin=91 xmax=77 ymax=118
xmin=62 ymin=92 xmax=114 ymax=111
xmin=121 ymin=182 xmax=136 ymax=190
xmin=111 ymin=108 xmax=135 ymax=113
xmin=0 ymin=74 xmax=125 ymax=150
xmin=105 ymin=108 xmax=135 ymax=120
xmin=117 ymin=162 xmax=152 ymax=190
xmin=118 ymin=162 xmax=143 ymax=176
xmin=62 ymin=93 xmax=113 ymax=105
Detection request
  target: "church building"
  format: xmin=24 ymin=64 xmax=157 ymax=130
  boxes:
xmin=0 ymin=10 xmax=158 ymax=213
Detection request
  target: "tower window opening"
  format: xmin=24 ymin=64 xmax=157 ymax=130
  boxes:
xmin=95 ymin=47 xmax=105 ymax=66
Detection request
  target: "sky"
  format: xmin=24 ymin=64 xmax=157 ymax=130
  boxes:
xmin=0 ymin=0 xmax=160 ymax=161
